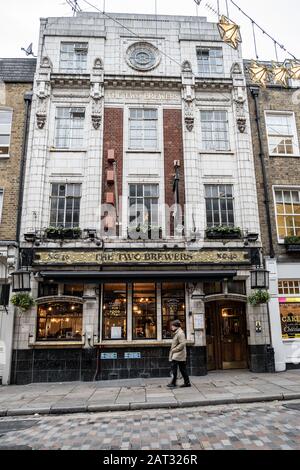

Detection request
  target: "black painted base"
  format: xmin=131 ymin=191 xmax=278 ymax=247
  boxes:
xmin=286 ymin=363 xmax=300 ymax=370
xmin=248 ymin=345 xmax=275 ymax=373
xmin=11 ymin=346 xmax=208 ymax=385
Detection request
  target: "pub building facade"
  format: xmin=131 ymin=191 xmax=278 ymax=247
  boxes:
xmin=12 ymin=12 xmax=274 ymax=384
xmin=246 ymin=61 xmax=300 ymax=372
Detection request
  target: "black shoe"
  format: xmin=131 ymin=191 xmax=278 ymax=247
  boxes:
xmin=180 ymin=384 xmax=191 ymax=388
xmin=167 ymin=383 xmax=177 ymax=388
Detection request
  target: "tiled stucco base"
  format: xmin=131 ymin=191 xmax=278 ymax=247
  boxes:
xmin=11 ymin=346 xmax=207 ymax=385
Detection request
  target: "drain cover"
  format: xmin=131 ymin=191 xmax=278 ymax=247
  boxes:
xmin=0 ymin=420 xmax=38 ymax=434
xmin=283 ymin=403 xmax=300 ymax=411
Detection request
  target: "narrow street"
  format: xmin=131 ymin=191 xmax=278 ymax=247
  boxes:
xmin=0 ymin=400 xmax=299 ymax=450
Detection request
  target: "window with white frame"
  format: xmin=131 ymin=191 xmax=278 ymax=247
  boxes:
xmin=278 ymin=280 xmax=300 ymax=295
xmin=0 ymin=109 xmax=13 ymax=156
xmin=275 ymin=188 xmax=300 ymax=239
xmin=197 ymin=48 xmax=224 ymax=76
xmin=200 ymin=110 xmax=230 ymax=151
xmin=49 ymin=183 xmax=81 ymax=228
xmin=55 ymin=107 xmax=85 ymax=149
xmin=0 ymin=189 xmax=3 ymax=223
xmin=266 ymin=112 xmax=299 ymax=156
xmin=129 ymin=109 xmax=158 ymax=150
xmin=59 ymin=42 xmax=88 ymax=72
xmin=205 ymin=184 xmax=235 ymax=227
xmin=128 ymin=183 xmax=159 ymax=229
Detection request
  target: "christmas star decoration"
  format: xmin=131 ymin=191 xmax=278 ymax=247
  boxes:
xmin=248 ymin=62 xmax=270 ymax=87
xmin=272 ymin=63 xmax=291 ymax=87
xmin=289 ymin=62 xmax=300 ymax=80
xmin=217 ymin=15 xmax=242 ymax=50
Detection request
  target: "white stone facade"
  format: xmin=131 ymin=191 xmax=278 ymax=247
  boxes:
xmin=15 ymin=13 xmax=269 ymax=378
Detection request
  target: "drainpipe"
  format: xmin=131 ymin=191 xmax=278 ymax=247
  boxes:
xmin=16 ymin=91 xmax=33 ymax=247
xmin=250 ymin=86 xmax=275 ymax=259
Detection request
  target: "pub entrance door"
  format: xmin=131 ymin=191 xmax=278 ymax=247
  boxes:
xmin=205 ymin=301 xmax=248 ymax=371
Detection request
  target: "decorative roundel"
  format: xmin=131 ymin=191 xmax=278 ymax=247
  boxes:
xmin=126 ymin=42 xmax=160 ymax=71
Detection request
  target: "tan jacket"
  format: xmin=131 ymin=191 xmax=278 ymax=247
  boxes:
xmin=169 ymin=327 xmax=187 ymax=362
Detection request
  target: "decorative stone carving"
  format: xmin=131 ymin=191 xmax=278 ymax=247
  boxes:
xmin=35 ymin=56 xmax=52 ymax=130
xmin=181 ymin=60 xmax=192 ymax=73
xmin=36 ymin=112 xmax=47 ymax=130
xmin=91 ymin=113 xmax=102 ymax=130
xmin=184 ymin=102 xmax=195 ymax=132
xmin=90 ymin=58 xmax=104 ymax=130
xmin=126 ymin=42 xmax=161 ymax=72
xmin=181 ymin=60 xmax=195 ymax=132
xmin=237 ymin=117 xmax=247 ymax=133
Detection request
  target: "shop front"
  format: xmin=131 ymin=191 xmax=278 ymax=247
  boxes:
xmin=10 ymin=248 xmax=273 ymax=384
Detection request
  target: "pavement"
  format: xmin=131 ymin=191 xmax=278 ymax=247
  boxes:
xmin=0 ymin=370 xmax=300 ymax=418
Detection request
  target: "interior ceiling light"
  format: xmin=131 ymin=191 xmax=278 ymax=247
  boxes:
xmin=248 ymin=61 xmax=270 ymax=87
xmin=217 ymin=15 xmax=242 ymax=50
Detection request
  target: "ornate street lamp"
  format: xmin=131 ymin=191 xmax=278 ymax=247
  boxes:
xmin=12 ymin=270 xmax=31 ymax=292
xmin=250 ymin=268 xmax=269 ymax=290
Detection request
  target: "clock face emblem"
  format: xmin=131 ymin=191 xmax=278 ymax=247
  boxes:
xmin=126 ymin=43 xmax=160 ymax=71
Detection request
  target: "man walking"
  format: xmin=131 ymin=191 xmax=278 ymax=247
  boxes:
xmin=167 ymin=320 xmax=191 ymax=388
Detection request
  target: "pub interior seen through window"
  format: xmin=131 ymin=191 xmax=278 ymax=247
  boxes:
xmin=133 ymin=283 xmax=156 ymax=340
xmin=103 ymin=283 xmax=127 ymax=340
xmin=37 ymin=301 xmax=83 ymax=341
xmin=162 ymin=282 xmax=186 ymax=339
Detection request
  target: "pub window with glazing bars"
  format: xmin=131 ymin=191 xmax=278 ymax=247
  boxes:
xmin=55 ymin=107 xmax=85 ymax=149
xmin=49 ymin=183 xmax=81 ymax=228
xmin=59 ymin=42 xmax=88 ymax=72
xmin=200 ymin=110 xmax=230 ymax=151
xmin=129 ymin=184 xmax=159 ymax=229
xmin=197 ymin=48 xmax=224 ymax=76
xmin=129 ymin=109 xmax=158 ymax=150
xmin=205 ymin=184 xmax=235 ymax=227
xmin=265 ymin=113 xmax=299 ymax=156
xmin=162 ymin=283 xmax=186 ymax=339
xmin=275 ymin=189 xmax=300 ymax=239
xmin=278 ymin=280 xmax=300 ymax=295
xmin=0 ymin=109 xmax=13 ymax=156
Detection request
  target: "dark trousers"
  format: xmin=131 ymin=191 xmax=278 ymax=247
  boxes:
xmin=171 ymin=360 xmax=190 ymax=385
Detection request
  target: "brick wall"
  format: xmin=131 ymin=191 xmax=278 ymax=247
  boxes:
xmin=0 ymin=83 xmax=32 ymax=241
xmin=102 ymin=107 xmax=123 ymax=201
xmin=163 ymin=109 xmax=185 ymax=228
xmin=248 ymin=87 xmax=300 ymax=258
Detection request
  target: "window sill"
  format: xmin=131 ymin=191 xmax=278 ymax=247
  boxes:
xmin=95 ymin=340 xmax=195 ymax=347
xmin=199 ymin=150 xmax=234 ymax=155
xmin=269 ymin=154 xmax=300 ymax=158
xmin=49 ymin=148 xmax=87 ymax=153
xmin=0 ymin=155 xmax=10 ymax=159
xmin=30 ymin=341 xmax=84 ymax=348
xmin=126 ymin=149 xmax=161 ymax=154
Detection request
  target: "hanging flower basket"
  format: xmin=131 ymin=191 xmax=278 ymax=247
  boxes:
xmin=45 ymin=227 xmax=82 ymax=240
xmin=11 ymin=293 xmax=35 ymax=312
xmin=284 ymin=236 xmax=300 ymax=253
xmin=248 ymin=290 xmax=270 ymax=306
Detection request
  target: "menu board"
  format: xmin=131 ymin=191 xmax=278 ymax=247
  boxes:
xmin=280 ymin=303 xmax=300 ymax=339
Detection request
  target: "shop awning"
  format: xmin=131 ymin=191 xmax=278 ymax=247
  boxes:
xmin=39 ymin=270 xmax=237 ymax=283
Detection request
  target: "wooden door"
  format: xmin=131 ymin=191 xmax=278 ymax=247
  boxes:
xmin=205 ymin=301 xmax=248 ymax=370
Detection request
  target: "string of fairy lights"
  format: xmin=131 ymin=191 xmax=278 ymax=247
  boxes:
xmin=66 ymin=0 xmax=300 ymax=88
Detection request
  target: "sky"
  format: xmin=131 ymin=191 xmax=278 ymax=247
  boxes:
xmin=0 ymin=0 xmax=299 ymax=61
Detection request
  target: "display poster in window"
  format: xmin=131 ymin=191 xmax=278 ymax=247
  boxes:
xmin=111 ymin=326 xmax=122 ymax=339
xmin=280 ymin=302 xmax=300 ymax=339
